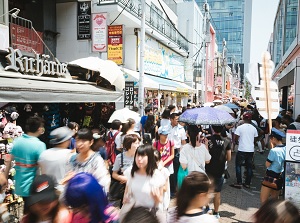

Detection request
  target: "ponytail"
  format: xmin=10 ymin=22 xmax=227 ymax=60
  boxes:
xmin=187 ymin=125 xmax=199 ymax=147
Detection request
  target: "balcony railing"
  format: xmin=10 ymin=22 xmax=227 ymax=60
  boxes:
xmin=98 ymin=0 xmax=188 ymax=51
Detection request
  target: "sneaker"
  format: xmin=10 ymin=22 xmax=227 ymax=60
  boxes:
xmin=203 ymin=205 xmax=212 ymax=214
xmin=243 ymin=183 xmax=250 ymax=189
xmin=230 ymin=183 xmax=242 ymax=189
xmin=214 ymin=212 xmax=220 ymax=219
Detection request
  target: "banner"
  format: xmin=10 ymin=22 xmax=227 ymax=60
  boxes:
xmin=10 ymin=23 xmax=43 ymax=54
xmin=108 ymin=25 xmax=123 ymax=65
xmin=92 ymin=13 xmax=107 ymax=52
xmin=77 ymin=1 xmax=91 ymax=40
xmin=124 ymin=82 xmax=134 ymax=108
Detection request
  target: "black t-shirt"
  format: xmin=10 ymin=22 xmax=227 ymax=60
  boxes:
xmin=205 ymin=134 xmax=231 ymax=177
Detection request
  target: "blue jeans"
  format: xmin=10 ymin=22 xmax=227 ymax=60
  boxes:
xmin=235 ymin=151 xmax=254 ymax=185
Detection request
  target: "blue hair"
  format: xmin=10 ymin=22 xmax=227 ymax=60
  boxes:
xmin=65 ymin=173 xmax=109 ymax=223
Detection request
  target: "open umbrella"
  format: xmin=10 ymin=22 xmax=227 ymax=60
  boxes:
xmin=203 ymin=102 xmax=214 ymax=107
xmin=224 ymin=103 xmax=239 ymax=110
xmin=213 ymin=99 xmax=223 ymax=103
xmin=69 ymin=57 xmax=125 ymax=90
xmin=108 ymin=107 xmax=140 ymax=123
xmin=179 ymin=107 xmax=236 ymax=125
xmin=215 ymin=105 xmax=234 ymax=114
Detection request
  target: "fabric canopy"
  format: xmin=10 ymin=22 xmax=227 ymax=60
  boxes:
xmin=0 ymin=71 xmax=123 ymax=103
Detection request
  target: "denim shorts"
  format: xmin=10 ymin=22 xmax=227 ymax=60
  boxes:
xmin=210 ymin=176 xmax=224 ymax=192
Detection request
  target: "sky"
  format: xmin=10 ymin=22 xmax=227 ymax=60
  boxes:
xmin=250 ymin=0 xmax=280 ymax=64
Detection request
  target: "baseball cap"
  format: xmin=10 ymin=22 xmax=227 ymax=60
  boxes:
xmin=27 ymin=175 xmax=58 ymax=206
xmin=243 ymin=112 xmax=252 ymax=120
xmin=270 ymin=127 xmax=286 ymax=140
xmin=158 ymin=126 xmax=170 ymax=135
xmin=49 ymin=126 xmax=73 ymax=145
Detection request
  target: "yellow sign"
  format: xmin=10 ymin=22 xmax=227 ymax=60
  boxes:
xmin=107 ymin=25 xmax=123 ymax=65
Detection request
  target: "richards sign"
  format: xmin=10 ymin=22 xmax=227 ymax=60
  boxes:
xmin=5 ymin=47 xmax=71 ymax=79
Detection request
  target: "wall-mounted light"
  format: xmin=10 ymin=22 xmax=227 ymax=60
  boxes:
xmin=0 ymin=8 xmax=20 ymax=18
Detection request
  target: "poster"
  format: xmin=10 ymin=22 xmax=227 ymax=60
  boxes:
xmin=107 ymin=25 xmax=123 ymax=64
xmin=284 ymin=130 xmax=300 ymax=208
xmin=92 ymin=13 xmax=107 ymax=52
xmin=77 ymin=1 xmax=91 ymax=40
xmin=284 ymin=161 xmax=300 ymax=207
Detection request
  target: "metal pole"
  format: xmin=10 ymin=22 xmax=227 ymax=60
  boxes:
xmin=138 ymin=0 xmax=145 ymax=116
xmin=201 ymin=1 xmax=209 ymax=104
xmin=222 ymin=38 xmax=227 ymax=99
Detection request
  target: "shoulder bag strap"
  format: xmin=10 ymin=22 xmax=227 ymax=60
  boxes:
xmin=187 ymin=147 xmax=206 ymax=173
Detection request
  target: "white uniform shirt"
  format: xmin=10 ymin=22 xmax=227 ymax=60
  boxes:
xmin=168 ymin=124 xmax=187 ymax=149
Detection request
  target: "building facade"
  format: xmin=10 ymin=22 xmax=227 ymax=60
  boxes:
xmin=196 ymin=0 xmax=252 ymax=87
xmin=270 ymin=0 xmax=300 ymax=117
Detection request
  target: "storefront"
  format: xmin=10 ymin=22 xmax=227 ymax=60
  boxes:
xmin=123 ymin=68 xmax=195 ymax=111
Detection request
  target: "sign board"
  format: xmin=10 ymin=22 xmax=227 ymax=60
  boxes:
xmin=284 ymin=161 xmax=300 ymax=208
xmin=92 ymin=13 xmax=107 ymax=52
xmin=10 ymin=23 xmax=43 ymax=54
xmin=184 ymin=58 xmax=194 ymax=82
xmin=286 ymin=130 xmax=300 ymax=162
xmin=77 ymin=1 xmax=91 ymax=40
xmin=0 ymin=24 xmax=9 ymax=51
xmin=124 ymin=82 xmax=134 ymax=107
xmin=107 ymin=25 xmax=123 ymax=65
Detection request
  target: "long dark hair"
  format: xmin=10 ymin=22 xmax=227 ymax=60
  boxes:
xmin=131 ymin=144 xmax=157 ymax=177
xmin=176 ymin=171 xmax=210 ymax=219
xmin=121 ymin=118 xmax=136 ymax=136
xmin=27 ymin=201 xmax=59 ymax=223
xmin=187 ymin=125 xmax=200 ymax=147
xmin=144 ymin=114 xmax=155 ymax=133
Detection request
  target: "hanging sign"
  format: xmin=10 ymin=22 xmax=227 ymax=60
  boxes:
xmin=77 ymin=1 xmax=91 ymax=40
xmin=107 ymin=25 xmax=123 ymax=65
xmin=92 ymin=13 xmax=107 ymax=52
xmin=124 ymin=81 xmax=134 ymax=107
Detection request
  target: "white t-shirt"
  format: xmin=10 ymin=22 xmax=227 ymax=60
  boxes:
xmin=179 ymin=144 xmax=211 ymax=173
xmin=124 ymin=168 xmax=164 ymax=209
xmin=235 ymin=123 xmax=258 ymax=152
xmin=168 ymin=124 xmax=187 ymax=149
xmin=38 ymin=148 xmax=73 ymax=191
xmin=158 ymin=165 xmax=170 ymax=211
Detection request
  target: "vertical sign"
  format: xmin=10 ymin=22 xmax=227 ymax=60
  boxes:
xmin=124 ymin=82 xmax=134 ymax=108
xmin=77 ymin=1 xmax=91 ymax=40
xmin=284 ymin=130 xmax=300 ymax=208
xmin=92 ymin=13 xmax=107 ymax=52
xmin=108 ymin=25 xmax=123 ymax=65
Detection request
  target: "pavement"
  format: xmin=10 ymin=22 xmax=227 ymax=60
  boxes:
xmin=215 ymin=150 xmax=268 ymax=223
xmin=169 ymin=150 xmax=270 ymax=223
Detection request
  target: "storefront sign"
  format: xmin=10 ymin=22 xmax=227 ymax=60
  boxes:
xmin=92 ymin=13 xmax=107 ymax=52
xmin=0 ymin=24 xmax=9 ymax=51
xmin=286 ymin=130 xmax=300 ymax=162
xmin=10 ymin=23 xmax=43 ymax=54
xmin=124 ymin=81 xmax=134 ymax=107
xmin=77 ymin=1 xmax=91 ymax=40
xmin=139 ymin=34 xmax=184 ymax=82
xmin=5 ymin=47 xmax=70 ymax=78
xmin=108 ymin=25 xmax=123 ymax=65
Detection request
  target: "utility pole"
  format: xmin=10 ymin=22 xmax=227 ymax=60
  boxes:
xmin=138 ymin=0 xmax=145 ymax=116
xmin=202 ymin=0 xmax=209 ymax=104
xmin=221 ymin=38 xmax=227 ymax=99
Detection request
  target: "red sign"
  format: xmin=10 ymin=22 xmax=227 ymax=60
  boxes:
xmin=107 ymin=25 xmax=123 ymax=65
xmin=10 ymin=23 xmax=44 ymax=54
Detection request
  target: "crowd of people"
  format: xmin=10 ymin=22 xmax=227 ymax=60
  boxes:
xmin=0 ymin=101 xmax=299 ymax=222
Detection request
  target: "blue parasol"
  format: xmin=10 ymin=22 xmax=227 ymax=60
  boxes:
xmin=179 ymin=106 xmax=236 ymax=125
xmin=223 ymin=103 xmax=239 ymax=110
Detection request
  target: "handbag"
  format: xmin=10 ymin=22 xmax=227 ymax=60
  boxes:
xmin=109 ymin=152 xmax=126 ymax=200
xmin=119 ymin=179 xmax=135 ymax=222
xmin=262 ymin=175 xmax=279 ymax=190
xmin=224 ymin=169 xmax=230 ymax=179
xmin=177 ymin=165 xmax=188 ymax=189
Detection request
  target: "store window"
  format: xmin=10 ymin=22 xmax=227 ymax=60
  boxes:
xmin=284 ymin=0 xmax=298 ymax=53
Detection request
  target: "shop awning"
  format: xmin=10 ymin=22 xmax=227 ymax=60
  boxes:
xmin=145 ymin=74 xmax=195 ymax=93
xmin=123 ymin=68 xmax=196 ymax=93
xmin=0 ymin=72 xmax=123 ymax=103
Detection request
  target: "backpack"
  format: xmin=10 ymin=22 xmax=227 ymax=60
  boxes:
xmin=105 ymin=131 xmax=119 ymax=165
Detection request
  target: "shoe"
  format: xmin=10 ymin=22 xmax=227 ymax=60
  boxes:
xmin=203 ymin=205 xmax=212 ymax=214
xmin=230 ymin=183 xmax=242 ymax=189
xmin=243 ymin=183 xmax=250 ymax=189
xmin=213 ymin=212 xmax=220 ymax=219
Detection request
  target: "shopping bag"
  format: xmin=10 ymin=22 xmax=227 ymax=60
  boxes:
xmin=177 ymin=165 xmax=188 ymax=190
